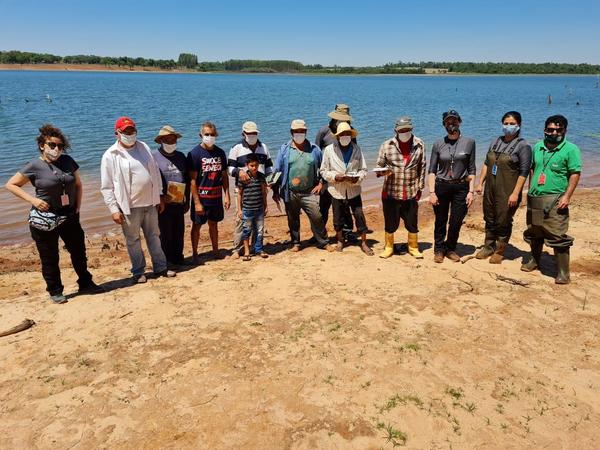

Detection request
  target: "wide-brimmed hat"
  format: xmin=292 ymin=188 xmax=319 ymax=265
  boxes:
xmin=242 ymin=121 xmax=259 ymax=134
xmin=395 ymin=116 xmax=413 ymax=131
xmin=328 ymin=103 xmax=352 ymax=122
xmin=290 ymin=119 xmax=307 ymax=130
xmin=334 ymin=121 xmax=358 ymax=138
xmin=154 ymin=125 xmax=182 ymax=143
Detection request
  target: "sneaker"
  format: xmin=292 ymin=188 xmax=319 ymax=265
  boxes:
xmin=157 ymin=270 xmax=176 ymax=278
xmin=49 ymin=293 xmax=67 ymax=304
xmin=290 ymin=244 xmax=301 ymax=252
xmin=257 ymin=252 xmax=269 ymax=259
xmin=77 ymin=281 xmax=105 ymax=295
xmin=446 ymin=251 xmax=461 ymax=262
xmin=434 ymin=251 xmax=445 ymax=263
xmin=133 ymin=274 xmax=147 ymax=284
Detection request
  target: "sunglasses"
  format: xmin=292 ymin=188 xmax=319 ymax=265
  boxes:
xmin=545 ymin=127 xmax=565 ymax=133
xmin=202 ymin=133 xmax=216 ymax=137
xmin=45 ymin=142 xmax=65 ymax=150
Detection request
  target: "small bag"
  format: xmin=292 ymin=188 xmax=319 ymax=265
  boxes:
xmin=28 ymin=208 xmax=67 ymax=231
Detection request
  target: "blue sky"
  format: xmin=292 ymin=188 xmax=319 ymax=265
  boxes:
xmin=1 ymin=0 xmax=599 ymax=65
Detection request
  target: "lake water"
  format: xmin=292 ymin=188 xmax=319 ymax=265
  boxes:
xmin=1 ymin=71 xmax=599 ymax=244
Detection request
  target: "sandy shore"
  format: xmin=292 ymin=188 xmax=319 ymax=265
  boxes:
xmin=1 ymin=188 xmax=599 ymax=448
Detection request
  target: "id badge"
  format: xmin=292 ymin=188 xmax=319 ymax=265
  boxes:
xmin=491 ymin=164 xmax=497 ymax=176
xmin=537 ymin=172 xmax=546 ymax=185
xmin=60 ymin=194 xmax=69 ymax=206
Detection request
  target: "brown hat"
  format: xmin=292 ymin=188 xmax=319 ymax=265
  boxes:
xmin=328 ymin=104 xmax=352 ymax=122
xmin=334 ymin=121 xmax=358 ymax=138
xmin=154 ymin=125 xmax=182 ymax=143
xmin=290 ymin=119 xmax=307 ymax=130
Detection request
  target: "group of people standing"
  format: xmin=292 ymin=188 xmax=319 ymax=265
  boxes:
xmin=5 ymin=105 xmax=581 ymax=304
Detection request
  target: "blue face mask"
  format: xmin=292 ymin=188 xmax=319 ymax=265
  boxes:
xmin=502 ymin=124 xmax=520 ymax=136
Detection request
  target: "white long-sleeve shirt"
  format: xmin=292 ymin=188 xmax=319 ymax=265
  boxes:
xmin=320 ymin=142 xmax=367 ymax=200
xmin=100 ymin=140 xmax=162 ymax=215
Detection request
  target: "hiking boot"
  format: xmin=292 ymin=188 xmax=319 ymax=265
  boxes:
xmin=489 ymin=241 xmax=507 ymax=264
xmin=49 ymin=293 xmax=67 ymax=304
xmin=446 ymin=251 xmax=461 ymax=262
xmin=434 ymin=251 xmax=445 ymax=263
xmin=77 ymin=281 xmax=105 ymax=295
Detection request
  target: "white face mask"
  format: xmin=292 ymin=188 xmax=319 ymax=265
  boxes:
xmin=245 ymin=134 xmax=258 ymax=146
xmin=397 ymin=132 xmax=412 ymax=143
xmin=162 ymin=143 xmax=177 ymax=154
xmin=339 ymin=136 xmax=352 ymax=147
xmin=292 ymin=133 xmax=306 ymax=145
xmin=44 ymin=148 xmax=62 ymax=161
xmin=202 ymin=135 xmax=216 ymax=147
xmin=119 ymin=132 xmax=137 ymax=147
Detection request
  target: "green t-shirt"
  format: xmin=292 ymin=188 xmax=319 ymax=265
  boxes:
xmin=288 ymin=147 xmax=316 ymax=192
xmin=529 ymin=139 xmax=582 ymax=196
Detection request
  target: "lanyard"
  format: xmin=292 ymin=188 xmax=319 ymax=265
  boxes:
xmin=45 ymin=160 xmax=67 ymax=194
xmin=541 ymin=148 xmax=558 ymax=173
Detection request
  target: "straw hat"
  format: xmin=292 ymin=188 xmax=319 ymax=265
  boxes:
xmin=328 ymin=104 xmax=352 ymax=122
xmin=242 ymin=121 xmax=259 ymax=133
xmin=290 ymin=119 xmax=307 ymax=130
xmin=334 ymin=121 xmax=358 ymax=138
xmin=154 ymin=125 xmax=182 ymax=143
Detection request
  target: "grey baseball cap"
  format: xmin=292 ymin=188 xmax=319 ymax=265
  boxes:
xmin=395 ymin=116 xmax=413 ymax=131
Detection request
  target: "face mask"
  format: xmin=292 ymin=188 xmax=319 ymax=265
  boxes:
xmin=119 ymin=132 xmax=137 ymax=147
xmin=339 ymin=136 xmax=352 ymax=147
xmin=202 ymin=135 xmax=216 ymax=147
xmin=245 ymin=134 xmax=258 ymax=146
xmin=397 ymin=132 xmax=412 ymax=143
xmin=502 ymin=125 xmax=520 ymax=136
xmin=544 ymin=133 xmax=564 ymax=145
xmin=44 ymin=148 xmax=62 ymax=161
xmin=445 ymin=124 xmax=459 ymax=134
xmin=162 ymin=143 xmax=177 ymax=154
xmin=292 ymin=133 xmax=306 ymax=145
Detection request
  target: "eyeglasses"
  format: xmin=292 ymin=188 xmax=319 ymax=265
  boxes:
xmin=545 ymin=127 xmax=565 ymax=133
xmin=45 ymin=142 xmax=65 ymax=150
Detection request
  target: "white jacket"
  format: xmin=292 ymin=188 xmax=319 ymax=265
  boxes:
xmin=320 ymin=141 xmax=368 ymax=200
xmin=100 ymin=140 xmax=162 ymax=215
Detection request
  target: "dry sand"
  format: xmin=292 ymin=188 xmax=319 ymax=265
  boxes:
xmin=1 ymin=189 xmax=599 ymax=449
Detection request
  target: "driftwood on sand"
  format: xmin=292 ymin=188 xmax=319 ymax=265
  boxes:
xmin=0 ymin=319 xmax=35 ymax=337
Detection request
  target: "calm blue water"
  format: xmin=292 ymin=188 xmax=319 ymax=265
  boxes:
xmin=1 ymin=71 xmax=599 ymax=244
xmin=1 ymin=71 xmax=600 ymax=181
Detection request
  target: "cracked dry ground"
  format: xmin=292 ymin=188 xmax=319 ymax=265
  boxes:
xmin=1 ymin=189 xmax=599 ymax=449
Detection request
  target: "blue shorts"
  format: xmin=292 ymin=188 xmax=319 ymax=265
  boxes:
xmin=191 ymin=204 xmax=224 ymax=225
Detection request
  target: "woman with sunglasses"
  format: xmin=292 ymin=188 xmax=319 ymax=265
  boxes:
xmin=5 ymin=124 xmax=101 ymax=304
xmin=475 ymin=111 xmax=532 ymax=264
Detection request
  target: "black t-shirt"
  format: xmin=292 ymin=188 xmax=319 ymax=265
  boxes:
xmin=20 ymin=154 xmax=79 ymax=214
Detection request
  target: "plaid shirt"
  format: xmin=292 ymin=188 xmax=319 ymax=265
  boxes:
xmin=376 ymin=135 xmax=426 ymax=200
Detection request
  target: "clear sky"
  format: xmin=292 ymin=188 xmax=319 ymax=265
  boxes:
xmin=2 ymin=0 xmax=599 ymax=66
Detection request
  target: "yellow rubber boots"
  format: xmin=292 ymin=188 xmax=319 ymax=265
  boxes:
xmin=379 ymin=232 xmax=395 ymax=258
xmin=408 ymin=232 xmax=423 ymax=259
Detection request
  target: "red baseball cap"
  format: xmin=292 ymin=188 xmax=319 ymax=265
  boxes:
xmin=115 ymin=116 xmax=136 ymax=132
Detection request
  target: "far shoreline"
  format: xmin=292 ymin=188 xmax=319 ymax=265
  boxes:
xmin=1 ymin=63 xmax=598 ymax=77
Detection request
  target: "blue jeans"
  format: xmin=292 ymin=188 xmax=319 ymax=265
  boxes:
xmin=121 ymin=206 xmax=168 ymax=276
xmin=242 ymin=208 xmax=264 ymax=254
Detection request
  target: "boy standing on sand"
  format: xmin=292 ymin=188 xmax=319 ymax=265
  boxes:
xmin=236 ymin=154 xmax=268 ymax=260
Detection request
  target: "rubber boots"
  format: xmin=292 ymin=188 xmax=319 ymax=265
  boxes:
xmin=489 ymin=240 xmax=507 ymax=264
xmin=521 ymin=239 xmax=543 ymax=272
xmin=407 ymin=232 xmax=423 ymax=259
xmin=554 ymin=248 xmax=571 ymax=284
xmin=379 ymin=232 xmax=395 ymax=258
xmin=476 ymin=232 xmax=495 ymax=259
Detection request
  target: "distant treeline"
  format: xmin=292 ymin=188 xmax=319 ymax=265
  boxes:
xmin=2 ymin=50 xmax=600 ymax=74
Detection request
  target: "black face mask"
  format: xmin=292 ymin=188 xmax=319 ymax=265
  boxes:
xmin=445 ymin=124 xmax=459 ymax=134
xmin=544 ymin=133 xmax=564 ymax=145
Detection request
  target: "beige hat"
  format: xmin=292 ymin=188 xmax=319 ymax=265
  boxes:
xmin=328 ymin=103 xmax=352 ymax=122
xmin=334 ymin=121 xmax=358 ymax=138
xmin=242 ymin=121 xmax=259 ymax=134
xmin=154 ymin=125 xmax=182 ymax=143
xmin=394 ymin=116 xmax=414 ymax=131
xmin=290 ymin=119 xmax=307 ymax=130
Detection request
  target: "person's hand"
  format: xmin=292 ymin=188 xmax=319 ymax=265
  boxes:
xmin=334 ymin=174 xmax=346 ymax=182
xmin=376 ymin=168 xmax=393 ymax=178
xmin=184 ymin=203 xmax=190 ymax=214
xmin=158 ymin=198 xmax=166 ymax=214
xmin=311 ymin=183 xmax=323 ymax=195
xmin=508 ymin=192 xmax=519 ymax=208
xmin=429 ymin=192 xmax=439 ymax=206
xmin=195 ymin=201 xmax=205 ymax=215
xmin=264 ymin=205 xmax=268 ymax=216
xmin=466 ymin=192 xmax=474 ymax=208
xmin=557 ymin=194 xmax=571 ymax=209
xmin=416 ymin=190 xmax=422 ymax=201
xmin=112 ymin=212 xmax=125 ymax=224
xmin=32 ymin=198 xmax=50 ymax=211
xmin=224 ymin=196 xmax=231 ymax=210
xmin=237 ymin=210 xmax=243 ymax=219
xmin=476 ymin=183 xmax=483 ymax=195
xmin=238 ymin=171 xmax=250 ymax=183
